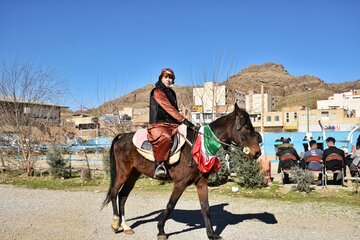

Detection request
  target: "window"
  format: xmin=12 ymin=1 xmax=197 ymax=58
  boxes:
xmin=23 ymin=107 xmax=31 ymax=114
xmin=203 ymin=113 xmax=212 ymax=120
xmin=79 ymin=123 xmax=97 ymax=130
xmin=196 ymin=114 xmax=200 ymax=120
xmin=321 ymin=111 xmax=329 ymax=119
xmin=294 ymin=112 xmax=297 ymax=119
xmin=286 ymin=112 xmax=290 ymax=123
xmin=275 ymin=116 xmax=280 ymax=122
xmin=266 ymin=116 xmax=271 ymax=122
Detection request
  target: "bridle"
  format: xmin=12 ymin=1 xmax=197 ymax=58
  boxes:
xmin=179 ymin=126 xmax=251 ymax=155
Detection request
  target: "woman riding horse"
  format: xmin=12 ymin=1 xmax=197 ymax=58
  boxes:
xmin=147 ymin=68 xmax=195 ymax=178
xmin=102 ymin=103 xmax=262 ymax=240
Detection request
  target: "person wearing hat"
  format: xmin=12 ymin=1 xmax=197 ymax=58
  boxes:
xmin=276 ymin=138 xmax=300 ymax=173
xmin=147 ymin=68 xmax=195 ymax=178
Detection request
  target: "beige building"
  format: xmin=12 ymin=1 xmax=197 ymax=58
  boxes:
xmin=251 ymin=106 xmax=360 ymax=133
xmin=67 ymin=114 xmax=98 ymax=138
xmin=298 ymin=108 xmax=360 ymax=132
xmin=192 ymin=82 xmax=245 ymax=125
xmin=317 ymin=90 xmax=360 ymax=117
xmin=246 ymin=90 xmax=274 ymax=113
xmin=250 ymin=111 xmax=284 ymax=132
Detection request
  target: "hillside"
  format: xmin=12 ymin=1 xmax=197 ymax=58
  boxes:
xmin=225 ymin=62 xmax=332 ymax=110
xmin=96 ymin=62 xmax=359 ymax=113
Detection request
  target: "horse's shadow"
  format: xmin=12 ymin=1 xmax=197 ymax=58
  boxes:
xmin=127 ymin=203 xmax=277 ymax=237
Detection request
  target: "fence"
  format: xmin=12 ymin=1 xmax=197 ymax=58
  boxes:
xmin=1 ymin=130 xmax=359 ymax=172
xmin=0 ymin=144 xmax=111 ymax=175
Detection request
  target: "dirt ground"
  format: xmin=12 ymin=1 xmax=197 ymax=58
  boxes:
xmin=1 ymin=184 xmax=359 ymax=240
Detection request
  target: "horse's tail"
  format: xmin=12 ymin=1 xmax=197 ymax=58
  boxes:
xmin=101 ymin=134 xmax=121 ymax=210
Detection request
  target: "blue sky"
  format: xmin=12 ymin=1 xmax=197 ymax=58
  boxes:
xmin=1 ymin=0 xmax=359 ymax=110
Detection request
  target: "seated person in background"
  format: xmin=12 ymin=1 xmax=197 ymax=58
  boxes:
xmin=346 ymin=139 xmax=360 ymax=176
xmin=276 ymin=138 xmax=301 ymax=173
xmin=302 ymin=136 xmax=309 ymax=152
xmin=322 ymin=137 xmax=345 ymax=172
xmin=274 ymin=137 xmax=284 ymax=160
xmin=317 ymin=136 xmax=324 ymax=150
xmin=304 ymin=140 xmax=323 ymax=171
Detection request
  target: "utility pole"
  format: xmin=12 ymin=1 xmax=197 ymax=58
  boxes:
xmin=261 ymin=83 xmax=264 ymax=134
xmin=305 ymin=87 xmax=311 ymax=133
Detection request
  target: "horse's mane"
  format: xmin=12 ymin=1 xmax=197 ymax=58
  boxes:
xmin=209 ymin=107 xmax=254 ymax=132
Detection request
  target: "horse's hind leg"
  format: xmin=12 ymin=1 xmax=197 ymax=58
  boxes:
xmin=110 ymin=167 xmax=132 ymax=233
xmin=157 ymin=181 xmax=187 ymax=240
xmin=110 ymin=178 xmax=123 ymax=233
xmin=118 ymin=169 xmax=141 ymax=234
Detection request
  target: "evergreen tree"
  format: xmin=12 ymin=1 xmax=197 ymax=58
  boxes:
xmin=46 ymin=148 xmax=70 ymax=179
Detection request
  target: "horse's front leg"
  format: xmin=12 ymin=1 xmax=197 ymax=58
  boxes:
xmin=157 ymin=181 xmax=187 ymax=240
xmin=196 ymin=177 xmax=222 ymax=240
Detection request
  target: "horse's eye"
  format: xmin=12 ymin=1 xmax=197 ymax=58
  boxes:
xmin=256 ymin=132 xmax=262 ymax=143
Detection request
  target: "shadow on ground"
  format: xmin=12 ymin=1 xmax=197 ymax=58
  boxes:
xmin=127 ymin=203 xmax=277 ymax=237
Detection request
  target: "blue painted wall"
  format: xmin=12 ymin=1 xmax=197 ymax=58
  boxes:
xmin=262 ymin=131 xmax=360 ymax=156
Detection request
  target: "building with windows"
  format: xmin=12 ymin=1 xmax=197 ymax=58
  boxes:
xmin=250 ymin=106 xmax=360 ymax=133
xmin=0 ymin=97 xmax=66 ymax=126
xmin=246 ymin=90 xmax=274 ymax=113
xmin=317 ymin=90 xmax=360 ymax=117
xmin=297 ymin=108 xmax=359 ymax=132
xmin=191 ymin=82 xmax=245 ymax=125
xmin=250 ymin=111 xmax=284 ymax=132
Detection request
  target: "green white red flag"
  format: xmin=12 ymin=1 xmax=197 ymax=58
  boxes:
xmin=192 ymin=125 xmax=221 ymax=173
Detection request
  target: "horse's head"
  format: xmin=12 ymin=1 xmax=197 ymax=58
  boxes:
xmin=230 ymin=104 xmax=262 ymax=159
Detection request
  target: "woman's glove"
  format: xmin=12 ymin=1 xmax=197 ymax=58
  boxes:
xmin=183 ymin=119 xmax=195 ymax=129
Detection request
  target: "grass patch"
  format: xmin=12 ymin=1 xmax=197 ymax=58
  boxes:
xmin=1 ymin=174 xmax=359 ymax=207
xmin=0 ymin=173 xmax=108 ymax=191
xmin=133 ymin=177 xmax=175 ymax=192
xmin=207 ymin=180 xmax=360 ymax=207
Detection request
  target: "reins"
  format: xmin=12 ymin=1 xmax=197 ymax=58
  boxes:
xmin=179 ymin=126 xmax=251 ymax=155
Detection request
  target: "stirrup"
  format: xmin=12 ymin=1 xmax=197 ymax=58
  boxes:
xmin=154 ymin=162 xmax=167 ymax=178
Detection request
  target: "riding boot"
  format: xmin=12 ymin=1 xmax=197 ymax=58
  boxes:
xmin=154 ymin=161 xmax=167 ymax=179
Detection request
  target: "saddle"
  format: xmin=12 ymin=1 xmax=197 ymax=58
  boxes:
xmin=132 ymin=124 xmax=187 ymax=165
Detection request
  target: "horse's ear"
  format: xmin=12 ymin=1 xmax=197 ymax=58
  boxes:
xmin=234 ymin=103 xmax=240 ymax=112
xmin=235 ymin=114 xmax=242 ymax=131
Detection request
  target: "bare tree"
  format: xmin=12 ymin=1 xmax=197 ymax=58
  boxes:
xmin=0 ymin=60 xmax=65 ymax=175
xmin=191 ymin=58 xmax=236 ymax=125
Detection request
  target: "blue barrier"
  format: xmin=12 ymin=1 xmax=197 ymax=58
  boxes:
xmin=263 ymin=131 xmax=359 ymax=155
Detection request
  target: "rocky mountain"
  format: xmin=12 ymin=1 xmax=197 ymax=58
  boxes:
xmin=96 ymin=62 xmax=359 ymax=113
xmin=96 ymin=84 xmax=193 ymax=114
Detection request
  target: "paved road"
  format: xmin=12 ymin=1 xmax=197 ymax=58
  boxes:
xmin=0 ymin=184 xmax=359 ymax=240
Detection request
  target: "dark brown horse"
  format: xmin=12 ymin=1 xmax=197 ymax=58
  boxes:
xmin=102 ymin=104 xmax=262 ymax=240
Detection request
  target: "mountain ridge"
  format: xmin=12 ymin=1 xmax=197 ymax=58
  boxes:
xmin=96 ymin=62 xmax=360 ymax=114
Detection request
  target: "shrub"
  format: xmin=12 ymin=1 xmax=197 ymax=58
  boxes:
xmin=290 ymin=167 xmax=313 ymax=193
xmin=208 ymin=147 xmax=230 ymax=186
xmin=230 ymin=148 xmax=265 ymax=189
xmin=101 ymin=148 xmax=110 ymax=176
xmin=46 ymin=148 xmax=70 ymax=179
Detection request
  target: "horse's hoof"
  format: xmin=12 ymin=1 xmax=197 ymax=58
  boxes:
xmin=111 ymin=226 xmax=119 ymax=233
xmin=209 ymin=234 xmax=223 ymax=240
xmin=157 ymin=234 xmax=167 ymax=240
xmin=124 ymin=229 xmax=134 ymax=235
